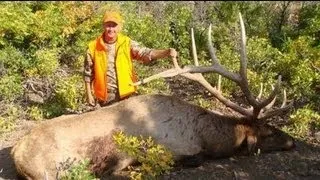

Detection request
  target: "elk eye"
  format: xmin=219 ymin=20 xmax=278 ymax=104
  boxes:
xmin=261 ymin=131 xmax=274 ymax=138
xmin=264 ymin=133 xmax=273 ymax=138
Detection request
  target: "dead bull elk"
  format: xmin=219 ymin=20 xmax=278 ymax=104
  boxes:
xmin=11 ymin=13 xmax=294 ymax=180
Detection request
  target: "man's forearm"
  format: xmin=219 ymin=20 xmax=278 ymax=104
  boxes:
xmin=150 ymin=49 xmax=171 ymax=60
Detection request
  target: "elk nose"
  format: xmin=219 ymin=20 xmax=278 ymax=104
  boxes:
xmin=290 ymin=140 xmax=296 ymax=149
xmin=284 ymin=138 xmax=295 ymax=150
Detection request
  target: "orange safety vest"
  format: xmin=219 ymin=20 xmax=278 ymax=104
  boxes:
xmin=88 ymin=33 xmax=137 ymax=102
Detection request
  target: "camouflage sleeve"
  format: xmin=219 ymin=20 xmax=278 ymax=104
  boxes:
xmin=84 ymin=49 xmax=94 ymax=83
xmin=130 ymin=40 xmax=154 ymax=63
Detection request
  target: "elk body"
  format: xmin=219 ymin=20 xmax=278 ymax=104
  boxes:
xmin=11 ymin=94 xmax=294 ymax=180
xmin=11 ymin=14 xmax=295 ymax=180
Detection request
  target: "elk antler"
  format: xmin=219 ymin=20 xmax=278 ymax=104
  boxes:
xmin=134 ymin=13 xmax=293 ymax=121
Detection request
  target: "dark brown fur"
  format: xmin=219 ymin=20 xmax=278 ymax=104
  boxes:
xmin=86 ymin=133 xmax=119 ymax=176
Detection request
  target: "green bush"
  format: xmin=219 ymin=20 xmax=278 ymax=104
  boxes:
xmin=27 ymin=105 xmax=44 ymax=121
xmin=297 ymin=3 xmax=320 ymax=46
xmin=113 ymin=131 xmax=174 ymax=180
xmin=0 ymin=103 xmax=22 ymax=135
xmin=192 ymin=94 xmax=212 ymax=109
xmin=134 ymin=62 xmax=171 ymax=95
xmin=31 ymin=48 xmax=60 ymax=77
xmin=59 ymin=159 xmax=98 ymax=180
xmin=274 ymin=36 xmax=320 ymax=99
xmin=0 ymin=2 xmax=34 ymax=47
xmin=54 ymin=74 xmax=85 ymax=111
xmin=0 ymin=45 xmax=29 ymax=74
xmin=41 ymin=101 xmax=65 ymax=119
xmin=0 ymin=74 xmax=23 ymax=102
xmin=282 ymin=105 xmax=320 ymax=140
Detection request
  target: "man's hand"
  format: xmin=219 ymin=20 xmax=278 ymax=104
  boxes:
xmin=169 ymin=48 xmax=178 ymax=58
xmin=87 ymin=93 xmax=96 ymax=107
xmin=85 ymin=82 xmax=96 ymax=107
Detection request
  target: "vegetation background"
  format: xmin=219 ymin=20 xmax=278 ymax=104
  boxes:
xmin=0 ymin=0 xmax=319 ymax=154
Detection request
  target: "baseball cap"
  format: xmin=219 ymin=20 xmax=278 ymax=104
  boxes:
xmin=103 ymin=11 xmax=123 ymax=25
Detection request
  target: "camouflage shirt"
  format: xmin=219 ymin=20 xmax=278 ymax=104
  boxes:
xmin=84 ymin=40 xmax=153 ymax=104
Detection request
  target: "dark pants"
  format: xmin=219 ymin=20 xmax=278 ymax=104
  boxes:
xmin=97 ymin=91 xmax=119 ymax=107
xmin=97 ymin=92 xmax=137 ymax=107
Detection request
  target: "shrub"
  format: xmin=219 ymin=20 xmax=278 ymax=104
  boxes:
xmin=193 ymin=94 xmax=212 ymax=109
xmin=113 ymin=131 xmax=174 ymax=180
xmin=274 ymin=36 xmax=320 ymax=100
xmin=0 ymin=74 xmax=23 ymax=102
xmin=0 ymin=45 xmax=29 ymax=74
xmin=29 ymin=48 xmax=60 ymax=77
xmin=58 ymin=159 xmax=98 ymax=180
xmin=0 ymin=103 xmax=22 ymax=135
xmin=27 ymin=105 xmax=44 ymax=121
xmin=41 ymin=101 xmax=65 ymax=119
xmin=282 ymin=105 xmax=320 ymax=140
xmin=54 ymin=74 xmax=85 ymax=111
xmin=135 ymin=63 xmax=171 ymax=95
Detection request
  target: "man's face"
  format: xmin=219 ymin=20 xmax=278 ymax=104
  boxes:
xmin=103 ymin=21 xmax=119 ymax=39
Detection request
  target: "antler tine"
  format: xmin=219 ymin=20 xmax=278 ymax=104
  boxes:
xmin=205 ymin=24 xmax=241 ymax=82
xmin=259 ymin=101 xmax=293 ymax=121
xmin=257 ymin=75 xmax=282 ymax=109
xmin=257 ymin=83 xmax=263 ymax=100
xmin=263 ymin=85 xmax=277 ymax=111
xmin=281 ymin=89 xmax=287 ymax=108
xmin=217 ymin=75 xmax=222 ymax=92
xmin=249 ymin=82 xmax=263 ymax=111
xmin=258 ymin=87 xmax=292 ymax=120
xmin=191 ymin=28 xmax=199 ymax=66
xmin=238 ymin=13 xmax=259 ymax=108
xmin=207 ymin=24 xmax=220 ymax=65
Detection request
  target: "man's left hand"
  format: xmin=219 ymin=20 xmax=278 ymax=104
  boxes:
xmin=169 ymin=48 xmax=178 ymax=58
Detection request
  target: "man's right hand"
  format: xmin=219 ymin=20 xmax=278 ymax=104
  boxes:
xmin=85 ymin=82 xmax=96 ymax=107
xmin=87 ymin=93 xmax=96 ymax=107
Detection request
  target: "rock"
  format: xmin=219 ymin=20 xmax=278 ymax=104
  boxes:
xmin=233 ymin=171 xmax=250 ymax=180
xmin=25 ymin=92 xmax=44 ymax=104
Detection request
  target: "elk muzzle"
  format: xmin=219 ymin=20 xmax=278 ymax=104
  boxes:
xmin=256 ymin=125 xmax=295 ymax=153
